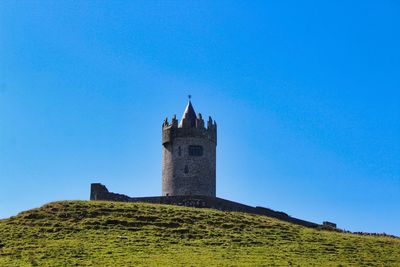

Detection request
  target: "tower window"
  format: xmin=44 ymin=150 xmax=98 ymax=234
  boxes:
xmin=184 ymin=165 xmax=189 ymax=174
xmin=178 ymin=146 xmax=181 ymax=156
xmin=188 ymin=145 xmax=203 ymax=156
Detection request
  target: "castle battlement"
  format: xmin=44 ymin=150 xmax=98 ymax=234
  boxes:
xmin=162 ymin=121 xmax=217 ymax=146
xmin=162 ymin=112 xmax=217 ymax=143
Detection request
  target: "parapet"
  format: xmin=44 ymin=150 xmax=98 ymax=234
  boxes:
xmin=162 ymin=113 xmax=217 ymax=145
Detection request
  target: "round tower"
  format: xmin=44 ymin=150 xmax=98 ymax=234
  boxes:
xmin=162 ymin=99 xmax=217 ymax=197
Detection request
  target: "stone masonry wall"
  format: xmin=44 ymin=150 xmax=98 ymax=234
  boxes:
xmin=91 ymin=183 xmax=319 ymax=228
xmin=162 ymin=127 xmax=216 ymax=197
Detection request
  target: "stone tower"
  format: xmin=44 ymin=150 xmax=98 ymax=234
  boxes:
xmin=162 ymin=99 xmax=217 ymax=197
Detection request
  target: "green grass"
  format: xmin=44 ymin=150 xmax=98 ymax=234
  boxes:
xmin=0 ymin=201 xmax=399 ymax=266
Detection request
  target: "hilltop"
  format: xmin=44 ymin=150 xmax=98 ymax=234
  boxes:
xmin=0 ymin=201 xmax=399 ymax=266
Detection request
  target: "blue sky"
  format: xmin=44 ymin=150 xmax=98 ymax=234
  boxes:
xmin=1 ymin=1 xmax=399 ymax=235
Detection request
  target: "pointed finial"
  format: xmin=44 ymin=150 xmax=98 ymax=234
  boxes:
xmin=188 ymin=94 xmax=191 ymax=101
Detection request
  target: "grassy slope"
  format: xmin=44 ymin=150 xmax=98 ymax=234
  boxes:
xmin=0 ymin=201 xmax=399 ymax=266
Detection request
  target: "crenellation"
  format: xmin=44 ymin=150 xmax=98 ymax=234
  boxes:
xmin=171 ymin=114 xmax=178 ymax=128
xmin=196 ymin=113 xmax=204 ymax=128
xmin=162 ymin=117 xmax=169 ymax=128
xmin=207 ymin=116 xmax=213 ymax=129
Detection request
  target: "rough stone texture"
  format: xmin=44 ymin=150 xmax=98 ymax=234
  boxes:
xmin=90 ymin=183 xmax=319 ymax=228
xmin=162 ymin=101 xmax=217 ymax=197
xmin=323 ymin=221 xmax=337 ymax=228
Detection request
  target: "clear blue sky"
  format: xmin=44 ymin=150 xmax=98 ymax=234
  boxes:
xmin=1 ymin=1 xmax=399 ymax=235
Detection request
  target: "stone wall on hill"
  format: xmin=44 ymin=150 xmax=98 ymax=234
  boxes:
xmin=90 ymin=183 xmax=319 ymax=228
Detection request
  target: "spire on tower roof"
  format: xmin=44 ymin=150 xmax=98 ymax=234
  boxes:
xmin=179 ymin=97 xmax=197 ymax=128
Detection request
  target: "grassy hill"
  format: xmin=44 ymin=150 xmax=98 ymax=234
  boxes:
xmin=0 ymin=201 xmax=399 ymax=266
